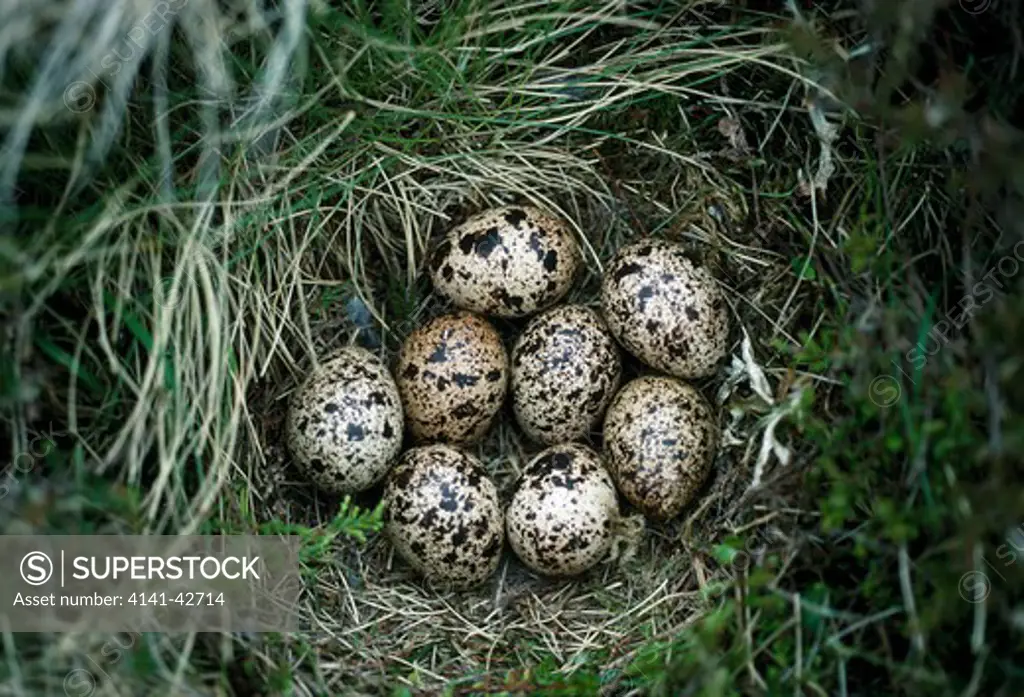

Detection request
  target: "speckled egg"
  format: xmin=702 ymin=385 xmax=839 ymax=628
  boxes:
xmin=506 ymin=443 xmax=619 ymax=576
xmin=510 ymin=305 xmax=621 ymax=444
xmin=382 ymin=444 xmax=505 ymax=587
xmin=602 ymin=376 xmax=718 ymax=520
xmin=286 ymin=346 xmax=404 ymax=494
xmin=395 ymin=312 xmax=508 ymax=445
xmin=601 ymin=238 xmax=729 ymax=379
xmin=429 ymin=205 xmax=582 ymax=317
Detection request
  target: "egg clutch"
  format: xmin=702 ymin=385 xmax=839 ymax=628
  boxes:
xmin=286 ymin=205 xmax=729 ymax=587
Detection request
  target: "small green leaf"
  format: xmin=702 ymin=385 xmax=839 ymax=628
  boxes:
xmin=791 ymin=255 xmax=817 ymax=280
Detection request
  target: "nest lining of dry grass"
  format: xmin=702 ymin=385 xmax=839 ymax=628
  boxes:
xmin=233 ymin=170 xmax=819 ymax=692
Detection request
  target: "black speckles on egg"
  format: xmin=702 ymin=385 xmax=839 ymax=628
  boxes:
xmin=427 ymin=340 xmax=450 ymax=364
xmin=453 ymin=373 xmax=479 ymax=388
xmin=383 ymin=445 xmax=504 ymax=588
xmin=491 ymin=288 xmax=525 ymax=312
xmin=506 ymin=443 xmax=618 ymax=577
xmin=510 ymin=305 xmax=622 ymax=445
xmin=528 ymin=231 xmax=545 ymax=261
xmin=452 ymin=402 xmax=479 ymax=419
xmin=396 ymin=312 xmax=508 ymax=445
xmin=481 ymin=535 xmax=502 ymax=561
xmin=636 ymin=286 xmax=656 ymax=311
xmin=439 ymin=482 xmax=458 ymax=512
xmin=429 ymin=240 xmax=452 ymax=271
xmin=366 ymin=391 xmax=388 ymax=406
xmin=477 ymin=228 xmax=502 ymax=257
xmin=543 ymin=250 xmax=558 ymax=272
xmin=420 ymin=507 xmax=440 ymax=531
xmin=601 ymin=238 xmax=730 ymax=379
xmin=613 ymin=261 xmax=644 ymax=282
xmin=547 ymin=452 xmax=572 ymax=471
xmin=392 ymin=464 xmax=414 ymax=491
xmin=602 ymin=376 xmax=718 ymax=521
xmin=550 ymin=473 xmax=581 ymax=490
xmin=286 ymin=346 xmax=404 ymax=494
xmin=504 ymin=208 xmax=528 ymax=227
xmin=429 ymin=205 xmax=581 ymax=317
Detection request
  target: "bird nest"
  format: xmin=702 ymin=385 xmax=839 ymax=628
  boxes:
xmin=237 ymin=183 xmax=803 ymax=694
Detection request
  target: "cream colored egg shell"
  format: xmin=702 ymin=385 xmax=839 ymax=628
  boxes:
xmin=511 ymin=305 xmax=621 ymax=444
xmin=383 ymin=444 xmax=504 ymax=588
xmin=429 ymin=206 xmax=582 ymax=317
xmin=601 ymin=239 xmax=729 ymax=379
xmin=287 ymin=346 xmax=404 ymax=494
xmin=506 ymin=443 xmax=619 ymax=576
xmin=396 ymin=312 xmax=508 ymax=445
xmin=603 ymin=376 xmax=717 ymax=520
